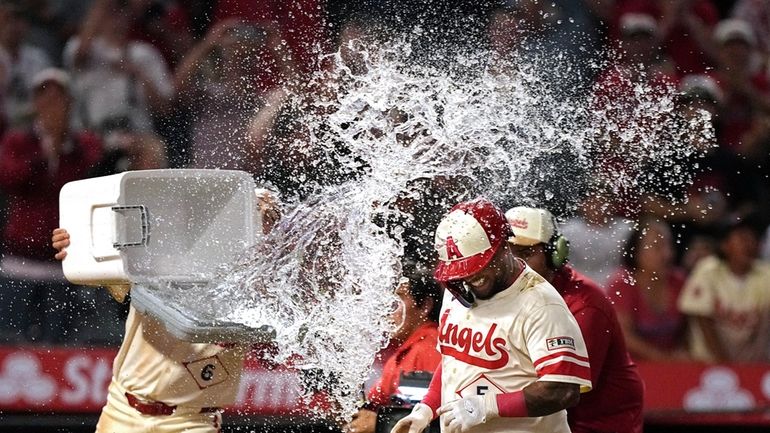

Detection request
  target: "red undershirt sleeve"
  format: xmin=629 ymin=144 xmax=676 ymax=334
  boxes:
xmin=420 ymin=363 xmax=442 ymax=418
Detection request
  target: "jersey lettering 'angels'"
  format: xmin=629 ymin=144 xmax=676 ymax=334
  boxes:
xmin=438 ymin=267 xmax=591 ymax=401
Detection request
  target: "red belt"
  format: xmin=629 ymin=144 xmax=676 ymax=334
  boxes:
xmin=125 ymin=393 xmax=220 ymax=416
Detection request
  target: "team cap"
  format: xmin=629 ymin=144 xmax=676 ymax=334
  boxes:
xmin=505 ymin=206 xmax=556 ymax=246
xmin=714 ymin=19 xmax=756 ymax=47
xmin=31 ymin=68 xmax=71 ymax=92
xmin=678 ymin=74 xmax=723 ymax=105
xmin=619 ymin=13 xmax=658 ymax=37
xmin=434 ymin=198 xmax=513 ymax=282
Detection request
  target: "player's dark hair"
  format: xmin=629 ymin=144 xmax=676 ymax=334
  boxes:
xmin=402 ymin=258 xmax=443 ymax=323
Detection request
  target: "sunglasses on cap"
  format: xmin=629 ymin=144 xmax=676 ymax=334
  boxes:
xmin=440 ymin=280 xmax=476 ymax=308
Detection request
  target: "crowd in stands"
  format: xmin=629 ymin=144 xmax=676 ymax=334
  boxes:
xmin=1 ymin=0 xmax=769 ymax=369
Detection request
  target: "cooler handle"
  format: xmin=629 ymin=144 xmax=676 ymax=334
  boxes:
xmin=112 ymin=205 xmax=150 ymax=250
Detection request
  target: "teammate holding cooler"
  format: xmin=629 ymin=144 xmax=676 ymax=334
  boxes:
xmin=51 ymin=190 xmax=280 ymax=433
xmin=392 ymin=198 xmax=591 ymax=433
xmin=505 ymin=206 xmax=644 ymax=433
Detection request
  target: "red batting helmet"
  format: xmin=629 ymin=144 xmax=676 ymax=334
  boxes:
xmin=433 ymin=198 xmax=514 ymax=282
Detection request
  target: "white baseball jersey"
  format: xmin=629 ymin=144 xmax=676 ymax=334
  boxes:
xmin=678 ymin=256 xmax=770 ymax=362
xmin=437 ymin=264 xmax=592 ymax=433
xmin=111 ymin=305 xmax=247 ymax=408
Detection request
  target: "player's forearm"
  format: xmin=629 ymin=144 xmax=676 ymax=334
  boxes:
xmin=516 ymin=381 xmax=580 ymax=417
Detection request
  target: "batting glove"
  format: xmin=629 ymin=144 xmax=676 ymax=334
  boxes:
xmin=437 ymin=394 xmax=499 ymax=433
xmin=390 ymin=403 xmax=433 ymax=433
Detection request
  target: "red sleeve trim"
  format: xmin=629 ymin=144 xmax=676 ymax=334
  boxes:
xmin=421 ymin=363 xmax=442 ymax=418
xmin=496 ymin=390 xmax=528 ymax=417
xmin=533 ymin=350 xmax=589 ymax=368
xmin=536 ymin=361 xmax=591 ymax=381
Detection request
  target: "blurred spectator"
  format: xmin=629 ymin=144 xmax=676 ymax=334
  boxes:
xmin=708 ymin=18 xmax=770 ymax=151
xmin=63 ymin=0 xmax=173 ymax=134
xmin=247 ymin=85 xmax=316 ymax=199
xmin=0 ymin=3 xmax=53 ymax=129
xmin=125 ymin=0 xmax=194 ymax=68
xmin=731 ymin=0 xmax=770 ymax=66
xmin=607 ymin=217 xmax=690 ymax=361
xmin=213 ymin=0 xmax=323 ymax=73
xmin=175 ymin=19 xmax=293 ymax=170
xmin=614 ymin=0 xmax=719 ymax=75
xmin=335 ymin=16 xmax=374 ymax=76
xmin=345 ymin=259 xmax=441 ymax=433
xmin=640 ymin=74 xmax=737 ymax=265
xmin=87 ymin=129 xmax=168 ymax=176
xmin=15 ymin=0 xmax=78 ymax=65
xmin=681 ymin=234 xmax=718 ymax=274
xmin=487 ymin=0 xmax=607 ymax=95
xmin=561 ymin=194 xmax=635 ymax=288
xmin=600 ymin=13 xmax=677 ymax=88
xmin=592 ymin=13 xmax=677 ymax=218
xmin=246 ymin=17 xmax=379 ymax=199
xmin=487 ymin=6 xmax=522 ymax=60
xmin=658 ymin=0 xmax=719 ymax=75
xmin=0 ymin=68 xmax=120 ymax=344
xmin=678 ymin=215 xmax=770 ymax=363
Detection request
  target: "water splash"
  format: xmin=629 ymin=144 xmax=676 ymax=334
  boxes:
xmin=176 ymin=36 xmax=713 ymax=420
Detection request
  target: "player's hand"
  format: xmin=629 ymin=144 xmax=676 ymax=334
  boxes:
xmin=390 ymin=403 xmax=432 ymax=433
xmin=255 ymin=188 xmax=281 ymax=235
xmin=437 ymin=394 xmax=498 ymax=433
xmin=344 ymin=408 xmax=376 ymax=433
xmin=52 ymin=228 xmax=70 ymax=261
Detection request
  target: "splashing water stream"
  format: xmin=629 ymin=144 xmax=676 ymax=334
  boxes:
xmin=168 ymin=37 xmax=713 ymax=420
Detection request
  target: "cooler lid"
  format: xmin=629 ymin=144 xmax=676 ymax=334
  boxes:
xmin=115 ymin=169 xmax=258 ymax=284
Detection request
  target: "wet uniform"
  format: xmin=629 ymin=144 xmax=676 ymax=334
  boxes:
xmin=427 ymin=263 xmax=592 ymax=433
xmin=96 ymin=295 xmax=246 ymax=433
xmin=62 ymin=189 xmax=275 ymax=433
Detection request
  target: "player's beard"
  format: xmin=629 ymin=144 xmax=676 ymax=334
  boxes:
xmin=485 ymin=253 xmax=520 ymax=299
xmin=470 ymin=271 xmax=506 ymax=301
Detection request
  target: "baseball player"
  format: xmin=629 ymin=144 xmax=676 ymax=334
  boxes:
xmin=50 ymin=190 xmax=281 ymax=433
xmin=392 ymin=198 xmax=591 ymax=433
xmin=505 ymin=206 xmax=644 ymax=433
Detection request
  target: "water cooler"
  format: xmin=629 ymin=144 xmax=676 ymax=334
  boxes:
xmin=58 ymin=169 xmax=274 ymax=343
